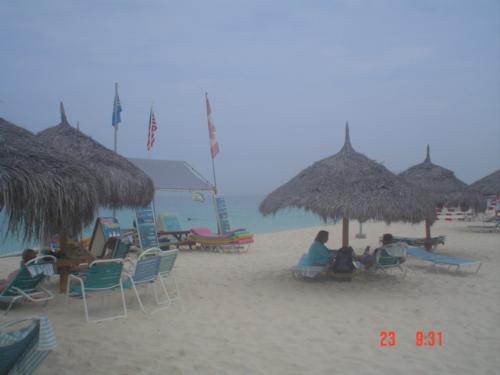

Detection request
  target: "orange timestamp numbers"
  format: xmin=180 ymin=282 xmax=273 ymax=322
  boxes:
xmin=379 ymin=331 xmax=443 ymax=347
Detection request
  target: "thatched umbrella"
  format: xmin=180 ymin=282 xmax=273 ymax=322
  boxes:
xmin=399 ymin=145 xmax=485 ymax=247
xmin=37 ymin=103 xmax=154 ymax=209
xmin=0 ymin=117 xmax=98 ymax=242
xmin=260 ymin=123 xmax=436 ymax=247
xmin=470 ymin=169 xmax=500 ymax=196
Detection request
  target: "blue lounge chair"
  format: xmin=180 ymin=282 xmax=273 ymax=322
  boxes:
xmin=371 ymin=249 xmax=407 ymax=278
xmin=66 ymin=259 xmax=127 ymax=323
xmin=292 ymin=253 xmax=333 ymax=279
xmin=139 ymin=248 xmax=181 ymax=308
xmin=0 ymin=257 xmax=56 ymax=315
xmin=0 ymin=315 xmax=57 ymax=375
xmin=123 ymin=256 xmax=162 ymax=313
xmin=467 ymin=221 xmax=500 ymax=233
xmin=390 ymin=235 xmax=446 ymax=249
xmin=407 ymin=247 xmax=481 ymax=273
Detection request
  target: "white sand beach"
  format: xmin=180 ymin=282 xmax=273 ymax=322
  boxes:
xmin=1 ymin=220 xmax=499 ymax=375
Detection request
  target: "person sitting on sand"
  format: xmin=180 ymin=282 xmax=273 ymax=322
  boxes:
xmin=0 ymin=249 xmax=37 ymax=292
xmin=307 ymin=230 xmax=336 ymax=266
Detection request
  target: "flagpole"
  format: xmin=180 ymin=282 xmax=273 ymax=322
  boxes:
xmin=113 ymin=83 xmax=119 ymax=153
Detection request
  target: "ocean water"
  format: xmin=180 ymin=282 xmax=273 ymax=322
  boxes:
xmin=0 ymin=193 xmax=333 ymax=256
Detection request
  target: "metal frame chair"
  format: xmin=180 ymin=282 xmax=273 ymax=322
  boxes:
xmin=66 ymin=259 xmax=127 ymax=323
xmin=0 ymin=256 xmax=56 ymax=315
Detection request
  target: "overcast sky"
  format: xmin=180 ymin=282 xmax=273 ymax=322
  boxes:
xmin=1 ymin=0 xmax=499 ymax=195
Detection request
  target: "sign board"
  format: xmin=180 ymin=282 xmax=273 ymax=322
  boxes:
xmin=135 ymin=205 xmax=160 ymax=250
xmin=215 ymin=196 xmax=231 ymax=234
xmin=89 ymin=217 xmax=121 ymax=258
xmin=157 ymin=211 xmax=182 ymax=232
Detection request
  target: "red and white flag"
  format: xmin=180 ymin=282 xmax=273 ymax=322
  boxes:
xmin=147 ymin=108 xmax=157 ymax=151
xmin=205 ymin=93 xmax=220 ymax=159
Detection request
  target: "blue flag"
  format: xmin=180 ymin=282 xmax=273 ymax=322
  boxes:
xmin=112 ymin=83 xmax=122 ymax=127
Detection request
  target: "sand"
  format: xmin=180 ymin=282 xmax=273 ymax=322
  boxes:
xmin=1 ymin=220 xmax=499 ymax=374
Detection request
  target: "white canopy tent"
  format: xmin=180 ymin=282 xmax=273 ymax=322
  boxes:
xmin=128 ymin=158 xmax=215 ymax=193
xmin=128 ymin=158 xmax=221 ymax=232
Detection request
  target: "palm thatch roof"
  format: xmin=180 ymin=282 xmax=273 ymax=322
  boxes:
xmin=399 ymin=145 xmax=485 ymax=210
xmin=0 ymin=117 xmax=98 ymax=241
xmin=260 ymin=123 xmax=436 ymax=224
xmin=37 ymin=103 xmax=155 ymax=209
xmin=470 ymin=169 xmax=500 ymax=196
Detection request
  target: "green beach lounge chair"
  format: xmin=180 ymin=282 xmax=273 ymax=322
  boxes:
xmin=123 ymin=255 xmax=162 ymax=313
xmin=0 ymin=257 xmax=56 ymax=315
xmin=0 ymin=315 xmax=57 ymax=375
xmin=66 ymin=259 xmax=127 ymax=323
xmin=139 ymin=248 xmax=180 ymax=308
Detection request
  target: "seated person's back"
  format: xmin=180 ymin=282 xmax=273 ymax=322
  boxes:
xmin=331 ymin=246 xmax=355 ymax=273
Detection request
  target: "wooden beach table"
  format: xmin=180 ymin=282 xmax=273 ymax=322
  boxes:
xmin=157 ymin=230 xmax=195 ymax=249
xmin=56 ymin=257 xmax=92 ymax=293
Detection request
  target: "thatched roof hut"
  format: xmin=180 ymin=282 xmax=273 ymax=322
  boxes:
xmin=399 ymin=145 xmax=485 ymax=210
xmin=37 ymin=103 xmax=155 ymax=209
xmin=260 ymin=123 xmax=436 ymax=246
xmin=470 ymin=169 xmax=500 ymax=196
xmin=0 ymin=118 xmax=98 ymax=241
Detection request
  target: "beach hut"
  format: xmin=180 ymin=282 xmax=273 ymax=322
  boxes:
xmin=399 ymin=145 xmax=485 ymax=247
xmin=470 ymin=169 xmax=500 ymax=196
xmin=259 ymin=123 xmax=435 ymax=248
xmin=0 ymin=118 xmax=98 ymax=242
xmin=37 ymin=103 xmax=154 ymax=209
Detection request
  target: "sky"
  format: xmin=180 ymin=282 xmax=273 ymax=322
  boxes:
xmin=1 ymin=0 xmax=499 ymax=196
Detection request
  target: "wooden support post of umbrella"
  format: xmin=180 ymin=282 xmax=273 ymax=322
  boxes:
xmin=355 ymin=221 xmax=366 ymax=239
xmin=260 ymin=122 xmax=436 ymax=248
xmin=399 ymin=145 xmax=485 ymax=250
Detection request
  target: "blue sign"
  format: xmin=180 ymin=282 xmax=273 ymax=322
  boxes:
xmin=135 ymin=205 xmax=160 ymax=250
xmin=215 ymin=196 xmax=231 ymax=234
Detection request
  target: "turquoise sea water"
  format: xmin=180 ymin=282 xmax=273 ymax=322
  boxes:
xmin=0 ymin=193 xmax=332 ymax=256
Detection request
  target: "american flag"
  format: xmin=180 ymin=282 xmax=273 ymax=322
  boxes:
xmin=147 ymin=108 xmax=157 ymax=151
xmin=205 ymin=93 xmax=220 ymax=159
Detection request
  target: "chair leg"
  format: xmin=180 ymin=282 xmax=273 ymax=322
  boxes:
xmin=4 ymin=296 xmax=21 ymax=315
xmin=130 ymin=281 xmax=146 ymax=313
xmin=170 ymin=274 xmax=180 ymax=301
xmin=119 ymin=281 xmax=128 ymax=319
xmin=81 ymin=286 xmax=90 ymax=323
xmin=158 ymin=276 xmax=172 ymax=305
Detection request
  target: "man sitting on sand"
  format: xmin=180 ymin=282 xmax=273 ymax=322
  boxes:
xmin=0 ymin=249 xmax=37 ymax=292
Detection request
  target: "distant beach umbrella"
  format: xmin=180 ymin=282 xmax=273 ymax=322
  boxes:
xmin=399 ymin=145 xmax=485 ymax=248
xmin=37 ymin=103 xmax=155 ymax=209
xmin=399 ymin=145 xmax=485 ymax=210
xmin=259 ymin=123 xmax=435 ymax=247
xmin=0 ymin=118 xmax=98 ymax=241
xmin=470 ymin=169 xmax=500 ymax=196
